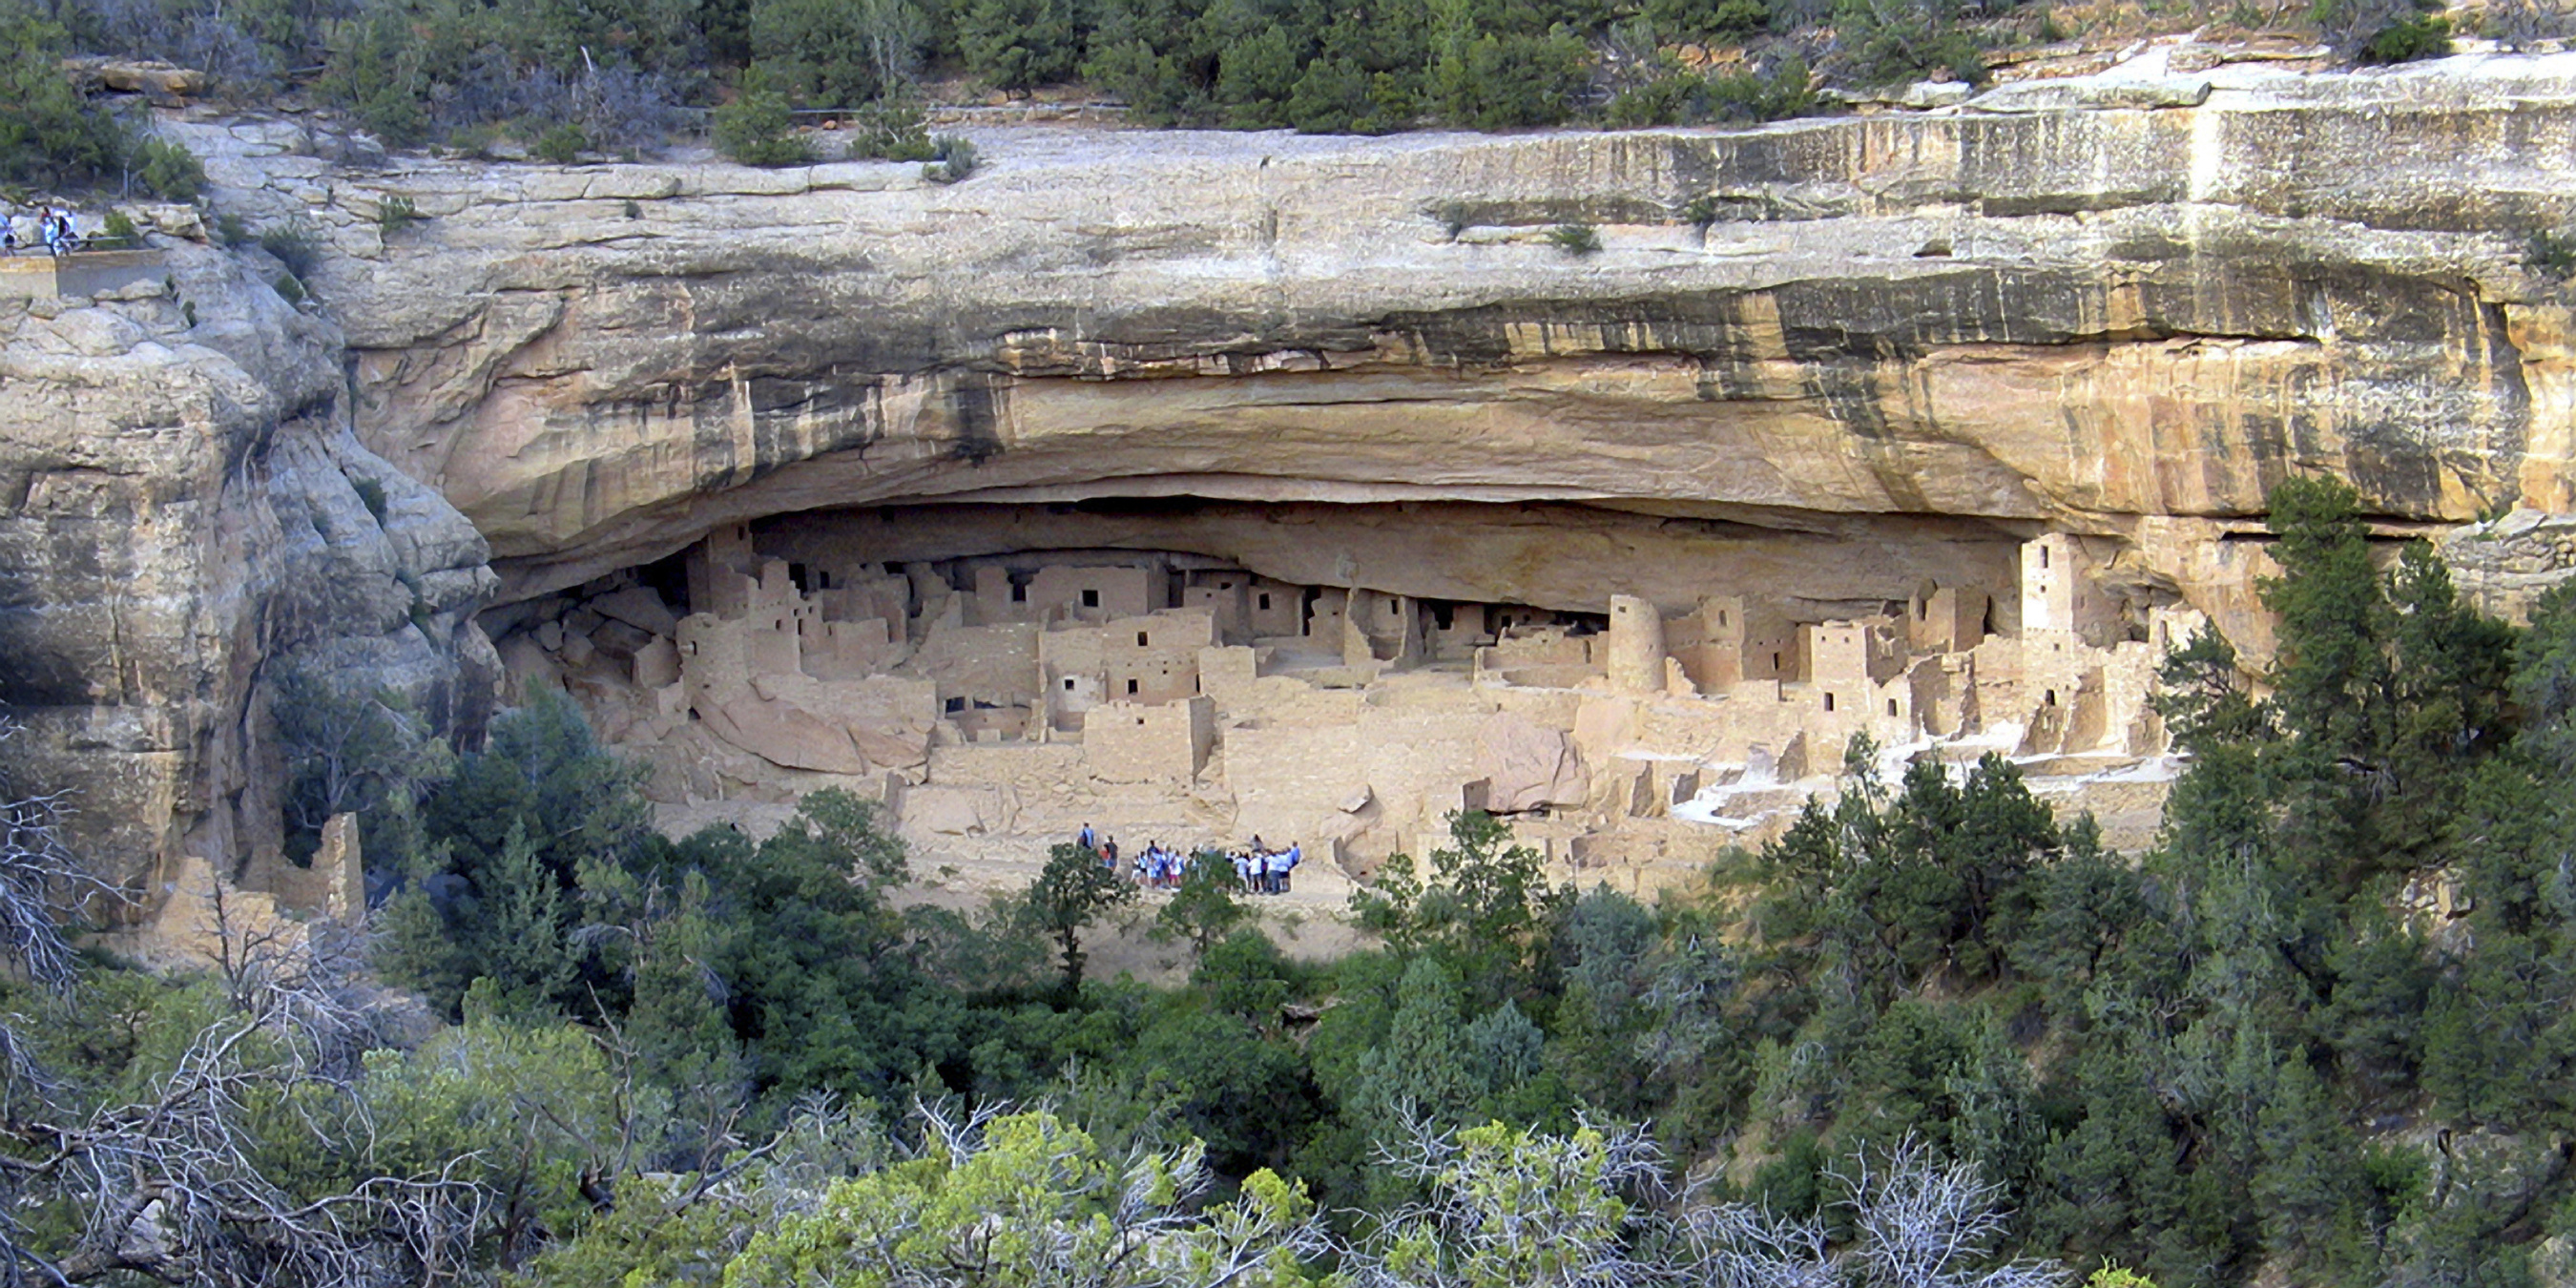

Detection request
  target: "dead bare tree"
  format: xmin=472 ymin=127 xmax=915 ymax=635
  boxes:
xmin=0 ymin=713 xmax=493 ymax=1288
xmin=1343 ymin=1118 xmax=2067 ymax=1288
xmin=1829 ymin=1138 xmax=2067 ymax=1288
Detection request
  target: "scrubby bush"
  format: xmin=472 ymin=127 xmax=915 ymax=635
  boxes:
xmin=99 ymin=209 xmax=139 ymax=246
xmin=2359 ymin=11 xmax=2451 ymax=61
xmin=843 ymin=93 xmax=937 ymax=159
xmin=1607 ymin=52 xmax=1816 ymax=126
xmin=1836 ymin=0 xmax=1988 ymax=86
xmin=1548 ymin=221 xmax=1603 ymax=255
xmin=0 ymin=8 xmax=131 ymax=188
xmin=257 ymin=221 xmax=321 ymax=277
xmin=2528 ymin=228 xmax=2576 ymax=280
xmin=376 ymin=193 xmax=422 ymax=233
xmin=133 ymin=136 xmax=205 ymax=200
xmin=713 ymin=81 xmax=818 ymax=165
xmin=531 ymin=121 xmax=589 ymax=164
xmin=921 ymin=132 xmax=977 ymax=181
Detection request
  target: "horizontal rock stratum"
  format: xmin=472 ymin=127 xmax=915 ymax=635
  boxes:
xmin=219 ymin=52 xmax=2576 ymax=640
xmin=17 ymin=47 xmax=2576 ymax=901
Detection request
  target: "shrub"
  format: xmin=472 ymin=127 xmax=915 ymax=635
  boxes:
xmin=922 ymin=134 xmax=978 ymax=183
xmin=2529 ymin=229 xmax=2576 ymax=280
xmin=133 ymin=137 xmax=206 ymax=201
xmin=1682 ymin=194 xmax=1719 ymax=226
xmin=274 ymin=272 xmax=305 ymax=304
xmin=712 ymin=85 xmax=816 ymax=167
xmin=353 ymin=477 xmax=389 ymax=524
xmin=1837 ymin=0 xmax=1988 ymax=87
xmin=845 ymin=94 xmax=936 ymax=160
xmin=1548 ymin=222 xmax=1602 ymax=255
xmin=532 ymin=121 xmax=589 ymax=164
xmin=214 ymin=211 xmax=253 ymax=248
xmin=100 ymin=210 xmax=139 ymax=246
xmin=258 ymin=222 xmax=322 ymax=278
xmin=0 ymin=23 xmax=130 ymax=188
xmin=2359 ymin=12 xmax=2451 ymax=61
xmin=376 ymin=194 xmax=422 ymax=233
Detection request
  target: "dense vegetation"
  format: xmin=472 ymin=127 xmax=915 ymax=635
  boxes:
xmin=8 ymin=474 xmax=2576 ymax=1284
xmin=12 ymin=0 xmax=2551 ymax=185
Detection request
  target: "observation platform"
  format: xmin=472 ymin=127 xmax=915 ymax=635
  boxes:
xmin=0 ymin=247 xmax=163 ymax=301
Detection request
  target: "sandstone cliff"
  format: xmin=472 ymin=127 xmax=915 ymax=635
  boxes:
xmin=24 ymin=47 xmax=2576 ymax=898
xmin=180 ymin=50 xmax=2576 ymax=649
xmin=0 ymin=220 xmax=495 ymax=904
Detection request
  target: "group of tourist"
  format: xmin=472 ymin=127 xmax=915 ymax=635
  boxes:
xmin=3 ymin=209 xmax=85 ymax=257
xmin=1074 ymin=824 xmax=1302 ymax=895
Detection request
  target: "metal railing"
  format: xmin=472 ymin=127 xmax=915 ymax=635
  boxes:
xmin=1 ymin=234 xmax=147 ymax=258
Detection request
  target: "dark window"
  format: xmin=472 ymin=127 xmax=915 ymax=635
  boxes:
xmin=2041 ymin=546 xmax=2050 ymax=569
xmin=1823 ymin=693 xmax=1836 ymax=712
xmin=2044 ymin=688 xmax=2058 ymax=706
xmin=1258 ymin=593 xmax=1272 ymax=611
xmin=945 ymin=696 xmax=965 ymax=713
xmin=1082 ymin=589 xmax=1100 ymax=608
xmin=1065 ymin=678 xmax=1076 ymax=691
xmin=1137 ymin=632 xmax=1149 ymax=646
xmin=1887 ymin=699 xmax=1899 ymax=717
xmin=1771 ymin=652 xmax=1781 ymax=671
xmin=1127 ymin=678 xmax=1139 ymax=695
xmin=1011 ymin=583 xmax=1027 ymax=603
xmin=789 ymin=562 xmax=808 ymax=592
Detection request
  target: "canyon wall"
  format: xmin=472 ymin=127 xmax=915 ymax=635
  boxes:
xmin=0 ymin=226 xmax=496 ymax=904
xmin=18 ymin=48 xmax=2576 ymax=904
xmin=254 ymin=52 xmax=2576 ymax=633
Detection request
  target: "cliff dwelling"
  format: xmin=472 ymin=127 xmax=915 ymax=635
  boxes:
xmin=485 ymin=498 xmax=2195 ymax=892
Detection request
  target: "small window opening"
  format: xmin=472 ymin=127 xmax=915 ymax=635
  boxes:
xmin=789 ymin=562 xmax=809 ymax=593
xmin=2044 ymin=688 xmax=2059 ymax=707
xmin=1258 ymin=592 xmax=1272 ymax=611
xmin=1386 ymin=601 xmax=1401 ymax=617
xmin=1887 ymin=698 xmax=1900 ymax=717
xmin=1064 ymin=678 xmax=1076 ymax=691
xmin=1771 ymin=652 xmax=1781 ymax=671
xmin=1082 ymin=589 xmax=1100 ymax=608
xmin=1137 ymin=631 xmax=1150 ymax=646
xmin=1718 ymin=610 xmax=1729 ymax=627
xmin=945 ymin=696 xmax=965 ymax=713
xmin=1823 ymin=692 xmax=1837 ymax=712
xmin=1127 ymin=678 xmax=1139 ymax=696
xmin=2041 ymin=546 xmax=2051 ymax=569
xmin=1011 ymin=583 xmax=1027 ymax=603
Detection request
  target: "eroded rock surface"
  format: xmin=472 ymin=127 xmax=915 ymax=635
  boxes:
xmin=0 ymin=234 xmax=496 ymax=905
xmin=173 ymin=52 xmax=2576 ymax=638
xmin=31 ymin=49 xmax=2576 ymax=900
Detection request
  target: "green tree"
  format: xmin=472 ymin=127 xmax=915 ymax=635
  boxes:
xmin=956 ymin=0 xmax=1084 ymax=88
xmin=713 ymin=74 xmax=818 ymax=165
xmin=0 ymin=3 xmax=131 ymax=187
xmin=1023 ymin=841 xmax=1138 ymax=993
xmin=1352 ymin=810 xmax=1569 ymax=1001
xmin=721 ymin=1110 xmax=1324 ymax=1287
xmin=1154 ymin=849 xmax=1252 ymax=960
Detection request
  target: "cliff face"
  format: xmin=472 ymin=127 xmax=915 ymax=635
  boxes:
xmin=24 ymin=50 xmax=2576 ymax=892
xmin=0 ymin=229 xmax=496 ymax=901
xmin=211 ymin=52 xmax=2576 ymax=645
